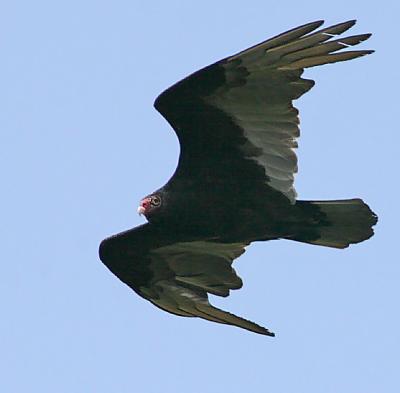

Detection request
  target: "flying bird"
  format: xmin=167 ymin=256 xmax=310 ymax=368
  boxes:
xmin=99 ymin=20 xmax=377 ymax=337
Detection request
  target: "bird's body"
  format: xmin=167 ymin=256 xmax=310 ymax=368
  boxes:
xmin=100 ymin=20 xmax=377 ymax=336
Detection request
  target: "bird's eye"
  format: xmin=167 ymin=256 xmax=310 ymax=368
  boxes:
xmin=151 ymin=195 xmax=161 ymax=206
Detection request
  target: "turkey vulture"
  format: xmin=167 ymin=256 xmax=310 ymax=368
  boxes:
xmin=99 ymin=20 xmax=377 ymax=337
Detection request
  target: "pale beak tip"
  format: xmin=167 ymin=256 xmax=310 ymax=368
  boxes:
xmin=137 ymin=206 xmax=145 ymax=216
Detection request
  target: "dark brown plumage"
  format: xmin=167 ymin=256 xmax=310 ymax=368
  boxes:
xmin=99 ymin=20 xmax=377 ymax=336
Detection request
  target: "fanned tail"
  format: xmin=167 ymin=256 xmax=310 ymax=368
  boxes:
xmin=289 ymin=198 xmax=378 ymax=249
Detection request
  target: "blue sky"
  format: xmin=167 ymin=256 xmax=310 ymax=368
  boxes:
xmin=1 ymin=1 xmax=399 ymax=392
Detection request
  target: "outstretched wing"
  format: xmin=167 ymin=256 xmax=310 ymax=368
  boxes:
xmin=99 ymin=224 xmax=274 ymax=336
xmin=155 ymin=20 xmax=373 ymax=203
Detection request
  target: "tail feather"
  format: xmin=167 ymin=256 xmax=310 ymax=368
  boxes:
xmin=289 ymin=198 xmax=377 ymax=249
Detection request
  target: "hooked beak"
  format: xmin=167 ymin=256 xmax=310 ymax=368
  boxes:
xmin=137 ymin=205 xmax=146 ymax=215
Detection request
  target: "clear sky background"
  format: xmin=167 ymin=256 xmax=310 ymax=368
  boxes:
xmin=1 ymin=1 xmax=399 ymax=392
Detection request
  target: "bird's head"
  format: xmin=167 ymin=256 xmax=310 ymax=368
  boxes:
xmin=137 ymin=194 xmax=162 ymax=219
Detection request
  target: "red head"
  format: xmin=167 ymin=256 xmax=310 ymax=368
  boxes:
xmin=137 ymin=194 xmax=162 ymax=218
